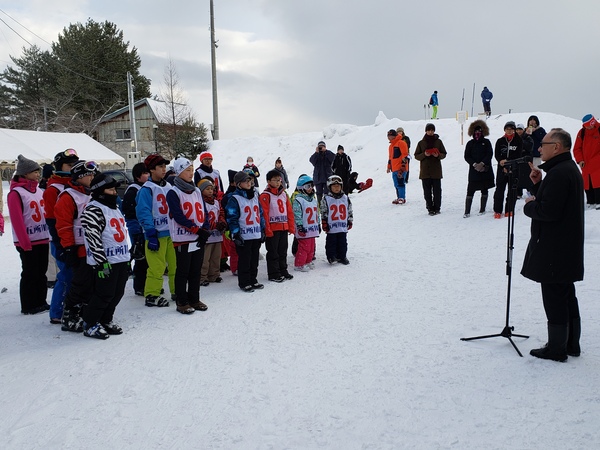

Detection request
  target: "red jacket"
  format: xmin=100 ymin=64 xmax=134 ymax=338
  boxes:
xmin=573 ymin=124 xmax=600 ymax=190
xmin=259 ymin=186 xmax=295 ymax=237
xmin=43 ymin=174 xmax=72 ymax=219
xmin=55 ymin=182 xmax=90 ymax=257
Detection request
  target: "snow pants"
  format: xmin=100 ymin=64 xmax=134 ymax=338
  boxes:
xmin=16 ymin=244 xmax=49 ymax=313
xmin=82 ymin=261 xmax=129 ymax=326
xmin=144 ymin=236 xmax=176 ymax=297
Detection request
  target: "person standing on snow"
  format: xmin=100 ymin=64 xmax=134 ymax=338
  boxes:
xmin=386 ymin=129 xmax=409 ymax=204
xmin=429 ymin=90 xmax=439 ymax=119
xmin=332 ymin=145 xmax=352 ymax=190
xmin=492 ymin=121 xmax=524 ymax=218
xmin=309 ymin=140 xmax=335 ymax=204
xmin=481 ymin=87 xmax=493 ymax=117
xmin=573 ymin=114 xmax=600 ymax=209
xmin=463 ymin=120 xmax=495 ymax=217
xmin=414 ymin=123 xmax=447 ymax=215
xmin=521 ymin=128 xmax=584 ymax=362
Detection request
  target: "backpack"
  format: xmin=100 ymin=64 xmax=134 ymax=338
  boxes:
xmin=429 ymin=96 xmax=434 ymax=105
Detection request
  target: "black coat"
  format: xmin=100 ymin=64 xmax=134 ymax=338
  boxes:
xmin=521 ymin=152 xmax=584 ymax=283
xmin=464 ymin=137 xmax=495 ymax=187
xmin=332 ymin=153 xmax=352 ymax=180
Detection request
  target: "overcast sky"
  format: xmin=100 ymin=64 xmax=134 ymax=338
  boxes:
xmin=1 ymin=0 xmax=599 ymax=139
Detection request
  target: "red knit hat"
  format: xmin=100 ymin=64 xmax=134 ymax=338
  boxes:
xmin=199 ymin=152 xmax=213 ymax=161
xmin=144 ymin=153 xmax=170 ymax=170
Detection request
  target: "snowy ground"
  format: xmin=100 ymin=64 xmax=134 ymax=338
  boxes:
xmin=1 ymin=112 xmax=600 ymax=449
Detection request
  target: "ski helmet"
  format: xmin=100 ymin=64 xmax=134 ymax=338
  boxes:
xmin=296 ymin=174 xmax=313 ymax=190
xmin=327 ymin=175 xmax=343 ymax=188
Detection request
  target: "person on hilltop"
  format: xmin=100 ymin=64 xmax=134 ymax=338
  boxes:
xmin=7 ymin=155 xmax=51 ymax=315
xmin=573 ymin=114 xmax=600 ymax=209
xmin=386 ymin=129 xmax=409 ymax=204
xmin=429 ymin=90 xmax=439 ymax=119
xmin=414 ymin=123 xmax=447 ymax=215
xmin=481 ymin=86 xmax=493 ymax=118
xmin=243 ymin=156 xmax=260 ymax=188
xmin=332 ymin=145 xmax=352 ymax=190
xmin=492 ymin=121 xmax=524 ymax=218
xmin=463 ymin=120 xmax=495 ymax=217
xmin=309 ymin=140 xmax=335 ymax=204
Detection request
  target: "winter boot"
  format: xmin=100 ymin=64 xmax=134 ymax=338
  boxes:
xmin=478 ymin=195 xmax=488 ymax=215
xmin=567 ymin=317 xmax=581 ymax=357
xmin=83 ymin=322 xmax=109 ymax=340
xmin=463 ymin=196 xmax=473 ymax=218
xmin=61 ymin=307 xmax=83 ymax=333
xmin=530 ymin=323 xmax=568 ymax=362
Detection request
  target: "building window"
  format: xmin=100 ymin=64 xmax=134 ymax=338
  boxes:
xmin=116 ymin=129 xmax=131 ymax=140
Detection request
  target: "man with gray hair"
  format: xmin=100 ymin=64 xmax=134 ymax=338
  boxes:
xmin=521 ymin=128 xmax=584 ymax=362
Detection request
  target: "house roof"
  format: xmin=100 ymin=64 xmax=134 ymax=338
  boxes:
xmin=100 ymin=98 xmax=165 ymax=123
xmin=0 ymin=128 xmax=125 ymax=165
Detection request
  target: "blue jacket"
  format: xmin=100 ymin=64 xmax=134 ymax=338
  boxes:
xmin=225 ymin=187 xmax=265 ymax=236
xmin=431 ymin=92 xmax=439 ymax=106
xmin=135 ymin=179 xmax=171 ymax=239
xmin=309 ymin=149 xmax=335 ymax=184
xmin=481 ymin=87 xmax=493 ymax=103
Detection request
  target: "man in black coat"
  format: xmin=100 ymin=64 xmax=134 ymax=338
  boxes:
xmin=332 ymin=145 xmax=352 ymax=192
xmin=309 ymin=140 xmax=335 ymax=204
xmin=521 ymin=128 xmax=584 ymax=362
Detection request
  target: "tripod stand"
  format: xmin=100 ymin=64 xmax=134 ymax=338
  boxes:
xmin=461 ymin=165 xmax=529 ymax=356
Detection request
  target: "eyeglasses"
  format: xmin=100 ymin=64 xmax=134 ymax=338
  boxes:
xmin=53 ymin=148 xmax=78 ymax=162
xmin=540 ymin=141 xmax=557 ymax=146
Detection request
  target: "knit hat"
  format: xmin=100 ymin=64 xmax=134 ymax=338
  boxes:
xmin=197 ymin=178 xmax=214 ymax=192
xmin=266 ymin=169 xmax=282 ymax=181
xmin=199 ymin=152 xmax=213 ymax=162
xmin=317 ymin=141 xmax=326 ymax=147
xmin=71 ymin=160 xmax=99 ymax=180
xmin=516 ymin=123 xmax=525 ymax=130
xmin=15 ymin=154 xmax=41 ymax=176
xmin=504 ymin=121 xmax=517 ymax=130
xmin=396 ymin=127 xmax=405 ymax=135
xmin=387 ymin=129 xmax=398 ymax=137
xmin=337 ymin=145 xmax=344 ymax=151
xmin=233 ymin=171 xmax=251 ymax=185
xmin=425 ymin=123 xmax=436 ymax=132
xmin=53 ymin=148 xmax=79 ymax=171
xmin=228 ymin=169 xmax=237 ymax=184
xmin=582 ymin=114 xmax=597 ymax=128
xmin=144 ymin=153 xmax=170 ymax=170
xmin=172 ymin=157 xmax=192 ymax=176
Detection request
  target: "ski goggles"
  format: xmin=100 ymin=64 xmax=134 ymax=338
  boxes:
xmin=84 ymin=161 xmax=98 ymax=171
xmin=53 ymin=148 xmax=78 ymax=163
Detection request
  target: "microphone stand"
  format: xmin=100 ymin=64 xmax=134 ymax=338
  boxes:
xmin=461 ymin=164 xmax=529 ymax=356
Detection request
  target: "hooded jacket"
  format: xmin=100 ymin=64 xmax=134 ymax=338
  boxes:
xmin=573 ymin=122 xmax=600 ymax=190
xmin=7 ymin=177 xmax=50 ymax=250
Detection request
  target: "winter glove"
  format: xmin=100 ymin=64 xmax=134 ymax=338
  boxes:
xmin=216 ymin=221 xmax=227 ymax=232
xmin=232 ymin=232 xmax=244 ymax=247
xmin=196 ymin=228 xmax=211 ymax=248
xmin=96 ymin=262 xmax=112 ymax=279
xmin=297 ymin=225 xmax=307 ymax=237
xmin=64 ymin=246 xmax=80 ymax=268
xmin=322 ymin=221 xmax=329 ymax=233
xmin=146 ymin=229 xmax=160 ymax=252
xmin=430 ymin=149 xmax=440 ymax=157
xmin=348 ymin=222 xmax=353 ymax=230
xmin=424 ymin=149 xmax=432 ymax=156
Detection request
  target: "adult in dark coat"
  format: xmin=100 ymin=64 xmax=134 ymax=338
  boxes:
xmin=492 ymin=121 xmax=524 ymax=217
xmin=309 ymin=140 xmax=335 ymax=203
xmin=525 ymin=115 xmax=547 ymax=165
xmin=331 ymin=145 xmax=352 ymax=191
xmin=521 ymin=128 xmax=584 ymax=362
xmin=463 ymin=120 xmax=495 ymax=217
xmin=481 ymin=87 xmax=493 ymax=117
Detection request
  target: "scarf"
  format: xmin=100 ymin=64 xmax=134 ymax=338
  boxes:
xmin=173 ymin=177 xmax=196 ymax=194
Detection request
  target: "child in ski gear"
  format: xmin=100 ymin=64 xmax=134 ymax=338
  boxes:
xmin=386 ymin=129 xmax=409 ymax=204
xmin=80 ymin=173 xmax=130 ymax=339
xmin=56 ymin=160 xmax=98 ymax=331
xmin=7 ymin=155 xmax=50 ymax=315
xmin=225 ymin=171 xmax=266 ymax=292
xmin=346 ymin=172 xmax=373 ymax=194
xmin=194 ymin=152 xmax=224 ymax=198
xmin=43 ymin=149 xmax=80 ymax=323
xmin=221 ymin=170 xmax=239 ymax=275
xmin=397 ymin=127 xmax=412 ymax=183
xmin=136 ymin=154 xmax=175 ymax=307
xmin=199 ymin=178 xmax=227 ymax=286
xmin=463 ymin=120 xmax=495 ymax=217
xmin=320 ymin=175 xmax=353 ymax=265
xmin=292 ymin=175 xmax=320 ymax=271
xmin=121 ymin=162 xmax=149 ymax=296
xmin=166 ymin=158 xmax=211 ymax=313
xmin=493 ymin=121 xmax=524 ymax=218
xmin=259 ymin=169 xmax=296 ymax=282
xmin=414 ymin=123 xmax=447 ymax=215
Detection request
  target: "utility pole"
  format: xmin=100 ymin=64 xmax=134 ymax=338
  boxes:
xmin=127 ymin=71 xmax=139 ymax=152
xmin=210 ymin=0 xmax=220 ymax=140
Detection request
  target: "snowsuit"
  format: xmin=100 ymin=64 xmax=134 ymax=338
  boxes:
xmin=292 ymin=190 xmax=320 ymax=268
xmin=259 ymin=185 xmax=295 ymax=279
xmin=7 ymin=177 xmax=50 ymax=313
xmin=320 ymin=190 xmax=353 ymax=262
xmin=573 ymin=123 xmax=600 ymax=205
